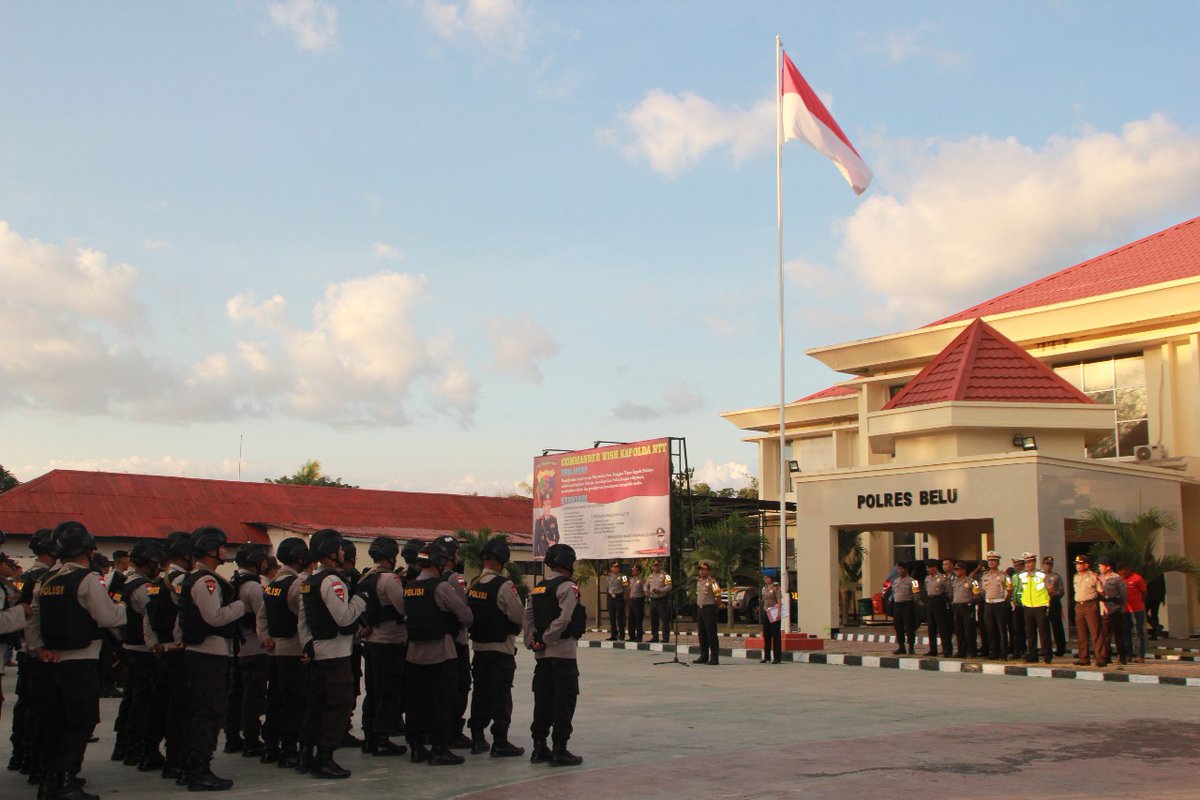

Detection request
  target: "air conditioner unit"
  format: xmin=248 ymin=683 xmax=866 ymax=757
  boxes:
xmin=1134 ymin=444 xmax=1168 ymax=461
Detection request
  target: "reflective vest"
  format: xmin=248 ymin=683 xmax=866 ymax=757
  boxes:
xmin=1017 ymin=571 xmax=1050 ymax=608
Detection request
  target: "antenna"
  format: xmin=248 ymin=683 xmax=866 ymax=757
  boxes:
xmin=238 ymin=434 xmax=244 ymax=481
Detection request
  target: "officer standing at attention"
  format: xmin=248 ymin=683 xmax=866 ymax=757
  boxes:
xmin=923 ymin=559 xmax=953 ymax=657
xmin=28 ymin=521 xmax=126 ymax=800
xmin=257 ymin=537 xmax=311 ymax=769
xmin=1015 ymin=553 xmax=1053 ymax=664
xmin=433 ymin=534 xmax=474 ymax=750
xmin=1041 ymin=556 xmax=1067 ymax=657
xmin=950 ymin=562 xmax=980 ymax=658
xmin=524 ymin=543 xmax=585 ymax=767
xmin=980 ymin=552 xmax=1012 ymax=660
xmin=466 ymin=537 xmax=525 ymax=757
xmin=178 ymin=526 xmax=245 ymax=791
xmin=225 ymin=544 xmax=269 ymax=758
xmin=889 ymin=562 xmax=919 ymax=655
xmin=645 ymin=560 xmax=672 ymax=643
xmin=297 ymin=528 xmax=365 ymax=779
xmin=8 ymin=528 xmax=56 ymax=778
xmin=604 ymin=561 xmax=628 ymax=641
xmin=1008 ymin=558 xmax=1026 ymax=659
xmin=150 ymin=531 xmax=195 ymax=781
xmin=401 ymin=539 xmax=423 ymax=585
xmin=626 ymin=564 xmax=646 ymax=642
xmin=403 ymin=542 xmax=473 ymax=766
xmin=1097 ymin=556 xmax=1129 ymax=668
xmin=1072 ymin=554 xmax=1104 ymax=667
xmin=694 ymin=562 xmax=722 ymax=665
xmin=112 ymin=541 xmax=167 ymax=771
xmin=759 ymin=570 xmax=783 ymax=664
xmin=358 ymin=535 xmax=408 ymax=757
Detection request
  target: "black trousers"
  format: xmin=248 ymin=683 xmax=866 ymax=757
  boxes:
xmin=262 ymin=658 xmax=280 ymax=748
xmin=1101 ymin=609 xmax=1131 ymax=664
xmin=892 ymin=600 xmax=916 ymax=650
xmin=468 ymin=649 xmax=517 ymax=738
xmin=628 ymin=597 xmax=645 ymax=640
xmin=953 ymin=604 xmax=978 ymax=657
xmin=1024 ymin=606 xmax=1052 ymax=661
xmin=405 ymin=659 xmax=456 ymax=748
xmin=983 ymin=602 xmax=1010 ymax=659
xmin=162 ymin=649 xmax=190 ymax=763
xmin=144 ymin=653 xmax=169 ymax=750
xmin=184 ymin=651 xmax=230 ymax=766
xmin=977 ymin=602 xmax=990 ymax=654
xmin=268 ymin=656 xmax=307 ymax=747
xmin=300 ymin=656 xmax=355 ymax=750
xmin=761 ymin=618 xmax=782 ymax=662
xmin=10 ymin=652 xmax=43 ymax=764
xmin=607 ymin=594 xmax=626 ymax=638
xmin=650 ymin=597 xmax=671 ymax=641
xmin=530 ymin=657 xmax=579 ymax=749
xmin=225 ymin=654 xmax=268 ymax=742
xmin=452 ymin=641 xmax=471 ymax=735
xmin=1010 ymin=603 xmax=1026 ymax=655
xmin=112 ymin=649 xmax=132 ymax=742
xmin=122 ymin=650 xmax=159 ymax=745
xmin=927 ymin=597 xmax=953 ymax=655
xmin=363 ymin=642 xmax=405 ymax=737
xmin=40 ymin=659 xmax=101 ymax=775
xmin=697 ymin=605 xmax=719 ymax=662
xmin=1048 ymin=597 xmax=1067 ymax=655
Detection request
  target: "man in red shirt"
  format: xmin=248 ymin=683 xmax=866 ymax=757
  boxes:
xmin=1119 ymin=566 xmax=1148 ymax=664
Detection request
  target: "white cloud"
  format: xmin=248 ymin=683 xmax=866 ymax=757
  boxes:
xmin=857 ymin=24 xmax=966 ymax=70
xmin=142 ymin=239 xmax=170 ymax=252
xmin=29 ymin=455 xmax=244 ymax=480
xmin=612 ymin=383 xmax=705 ymax=420
xmin=839 ymin=115 xmax=1200 ymax=323
xmin=423 ymin=0 xmax=530 ymax=56
xmin=487 ymin=313 xmax=558 ymax=381
xmin=373 ymin=242 xmax=404 ymax=262
xmin=269 ymin=0 xmax=338 ymax=52
xmin=227 ymin=292 xmax=288 ymax=328
xmin=692 ymin=459 xmax=753 ymax=490
xmin=615 ymin=89 xmax=774 ymax=176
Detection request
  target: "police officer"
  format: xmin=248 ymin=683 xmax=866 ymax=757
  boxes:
xmin=1016 ymin=553 xmax=1053 ymax=664
xmin=1072 ymin=553 xmax=1104 ymax=667
xmin=523 ymin=543 xmax=585 ymax=767
xmin=177 ymin=526 xmax=245 ymax=791
xmin=225 ymin=543 xmax=269 ymax=758
xmin=337 ymin=539 xmax=365 ymax=750
xmin=433 ymin=533 xmax=474 ymax=750
xmin=358 ymin=535 xmax=408 ymax=757
xmin=694 ymin=562 xmax=722 ymax=665
xmin=297 ymin=528 xmax=365 ymax=779
xmin=400 ymin=538 xmax=423 ymax=585
xmin=889 ymin=563 xmax=919 ymax=655
xmin=466 ymin=536 xmax=525 ymax=757
xmin=923 ymin=559 xmax=953 ymax=657
xmin=646 ymin=560 xmax=672 ymax=643
xmin=28 ymin=521 xmax=126 ymax=800
xmin=604 ymin=561 xmax=628 ymax=641
xmin=112 ymin=541 xmax=167 ymax=771
xmin=1042 ymin=556 xmax=1067 ymax=657
xmin=1097 ymin=556 xmax=1129 ymax=668
xmin=759 ymin=570 xmax=783 ymax=664
xmin=256 ymin=537 xmax=310 ymax=769
xmin=627 ymin=564 xmax=646 ymax=642
xmin=950 ymin=561 xmax=980 ymax=658
xmin=7 ymin=528 xmax=56 ymax=778
xmin=1008 ymin=557 xmax=1026 ymax=658
xmin=404 ymin=542 xmax=473 ymax=766
xmin=149 ymin=531 xmax=194 ymax=780
xmin=980 ymin=551 xmax=1012 ymax=660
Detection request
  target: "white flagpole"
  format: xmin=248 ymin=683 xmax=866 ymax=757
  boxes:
xmin=775 ymin=36 xmax=790 ymax=634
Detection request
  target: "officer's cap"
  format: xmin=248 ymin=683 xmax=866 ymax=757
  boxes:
xmin=1097 ymin=555 xmax=1116 ymax=567
xmin=1074 ymin=554 xmax=1091 ymax=565
xmin=985 ymin=550 xmax=1001 ymax=560
xmin=925 ymin=558 xmax=940 ymax=568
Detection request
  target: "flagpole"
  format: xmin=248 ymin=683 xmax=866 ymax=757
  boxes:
xmin=775 ymin=35 xmax=790 ymax=634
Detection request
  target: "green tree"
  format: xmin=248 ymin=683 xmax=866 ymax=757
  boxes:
xmin=0 ymin=464 xmax=19 ymax=494
xmin=504 ymin=561 xmax=530 ymax=605
xmin=686 ymin=513 xmax=764 ymax=630
xmin=265 ymin=459 xmax=358 ymax=488
xmin=571 ymin=559 xmax=603 ymax=628
xmin=457 ymin=527 xmax=494 ymax=571
xmin=1083 ymin=508 xmax=1199 ymax=585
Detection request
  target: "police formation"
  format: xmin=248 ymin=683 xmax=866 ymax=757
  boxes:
xmin=0 ymin=524 xmax=588 ymax=800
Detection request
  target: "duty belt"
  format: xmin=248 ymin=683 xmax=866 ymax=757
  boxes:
xmin=985 ymin=598 xmax=1008 ymax=603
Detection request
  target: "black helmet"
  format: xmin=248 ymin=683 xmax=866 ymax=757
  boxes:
xmin=130 ymin=540 xmax=167 ymax=568
xmin=276 ymin=537 xmax=311 ymax=567
xmin=479 ymin=536 xmax=511 ymax=566
xmin=401 ymin=538 xmax=423 ymax=564
xmin=368 ymin=536 xmax=399 ymax=563
xmin=54 ymin=520 xmax=96 ymax=559
xmin=30 ymin=528 xmax=56 ymax=556
xmin=434 ymin=534 xmax=460 ymax=558
xmin=191 ymin=526 xmax=228 ymax=557
xmin=415 ymin=542 xmax=448 ymax=569
xmin=235 ymin=542 xmax=270 ymax=570
xmin=543 ymin=543 xmax=576 ymax=572
xmin=165 ymin=530 xmax=195 ymax=559
xmin=308 ymin=528 xmax=344 ymax=560
xmin=340 ymin=539 xmax=357 ymax=563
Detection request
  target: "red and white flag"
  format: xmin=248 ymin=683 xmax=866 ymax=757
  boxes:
xmin=780 ymin=51 xmax=872 ymax=196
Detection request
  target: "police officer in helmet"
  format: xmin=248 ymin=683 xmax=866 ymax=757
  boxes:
xmin=359 ymin=535 xmax=408 ymax=757
xmin=466 ymin=536 xmax=525 ymax=757
xmin=433 ymin=533 xmax=474 ymax=750
xmin=225 ymin=543 xmax=270 ymax=757
xmin=7 ymin=528 xmax=56 ymax=778
xmin=113 ymin=540 xmax=167 ymax=771
xmin=153 ymin=531 xmax=196 ymax=780
xmin=256 ymin=537 xmax=311 ymax=769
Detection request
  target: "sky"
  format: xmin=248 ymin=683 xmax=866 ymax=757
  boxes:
xmin=3 ymin=1 xmax=1200 ymax=496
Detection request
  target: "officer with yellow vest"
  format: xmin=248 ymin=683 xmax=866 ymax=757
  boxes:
xmin=1014 ymin=552 xmax=1053 ymax=664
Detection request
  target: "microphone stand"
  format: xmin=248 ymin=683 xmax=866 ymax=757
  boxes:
xmin=653 ymin=584 xmax=690 ymax=667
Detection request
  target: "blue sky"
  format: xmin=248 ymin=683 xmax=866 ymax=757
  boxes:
xmin=3 ymin=1 xmax=1199 ymax=494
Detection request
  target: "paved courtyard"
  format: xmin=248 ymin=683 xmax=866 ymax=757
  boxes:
xmin=3 ymin=647 xmax=1199 ymax=799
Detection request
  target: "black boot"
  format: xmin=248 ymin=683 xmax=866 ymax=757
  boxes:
xmin=530 ymin=738 xmax=553 ymax=764
xmin=175 ymin=756 xmax=194 ymax=787
xmin=309 ymin=747 xmax=350 ymax=779
xmin=427 ymin=746 xmax=465 ymax=765
xmin=123 ymin=741 xmax=144 ymax=767
xmin=550 ymin=747 xmax=583 ymax=767
xmin=294 ymin=745 xmax=314 ymax=774
xmin=110 ymin=739 xmax=128 ymax=762
xmin=360 ymin=732 xmax=373 ymax=754
xmin=490 ymin=739 xmax=525 ymax=758
xmin=7 ymin=749 xmax=23 ymax=771
xmin=241 ymin=738 xmax=265 ymax=758
xmin=222 ymin=733 xmax=243 ymax=754
xmin=409 ymin=743 xmax=431 ymax=764
xmin=277 ymin=742 xmax=299 ymax=769
xmin=369 ymin=736 xmax=407 ymax=757
xmin=46 ymin=771 xmax=98 ymax=800
xmin=259 ymin=744 xmax=280 ymax=764
xmin=340 ymin=730 xmax=363 ymax=749
xmin=470 ymin=730 xmax=489 ymax=755
xmin=160 ymin=755 xmax=183 ymax=780
xmin=186 ymin=762 xmax=233 ymax=792
xmin=138 ymin=746 xmax=165 ymax=772
xmin=448 ymin=731 xmax=474 ymax=750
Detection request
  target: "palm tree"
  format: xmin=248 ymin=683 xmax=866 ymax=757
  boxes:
xmin=571 ymin=560 xmax=602 ymax=628
xmin=686 ymin=513 xmax=763 ymax=631
xmin=838 ymin=530 xmax=866 ymax=626
xmin=457 ymin=527 xmax=494 ymax=572
xmin=1082 ymin=508 xmax=1199 ymax=585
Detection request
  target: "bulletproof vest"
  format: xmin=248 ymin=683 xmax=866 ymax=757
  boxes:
xmin=107 ymin=570 xmax=127 ymax=602
xmin=301 ymin=570 xmax=358 ymax=641
xmin=39 ymin=567 xmax=103 ymax=651
xmin=404 ymin=576 xmax=456 ymax=642
xmin=468 ymin=575 xmax=520 ymax=643
xmin=144 ymin=575 xmax=179 ymax=643
xmin=402 ymin=563 xmax=421 ymax=586
xmin=17 ymin=566 xmax=50 ymax=605
xmin=263 ymin=574 xmax=299 ymax=638
xmin=230 ymin=571 xmax=261 ymax=634
xmin=530 ymin=575 xmax=587 ymax=640
xmin=1 ymin=578 xmax=18 ymax=646
xmin=118 ymin=575 xmax=151 ymax=646
xmin=359 ymin=569 xmax=403 ymax=627
xmin=179 ymin=568 xmax=239 ymax=645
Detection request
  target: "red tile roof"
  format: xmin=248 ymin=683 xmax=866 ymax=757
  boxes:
xmin=794 ymin=384 xmax=858 ymax=403
xmin=0 ymin=470 xmax=533 ymax=546
xmin=882 ymin=319 xmax=1096 ymax=410
xmin=928 ymin=216 xmax=1200 ymax=326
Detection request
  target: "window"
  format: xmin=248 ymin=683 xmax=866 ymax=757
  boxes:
xmin=892 ymin=532 xmax=929 ymax=565
xmin=1053 ymin=354 xmax=1148 ymax=459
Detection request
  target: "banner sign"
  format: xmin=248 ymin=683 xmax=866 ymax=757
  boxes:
xmin=532 ymin=437 xmax=671 ymax=561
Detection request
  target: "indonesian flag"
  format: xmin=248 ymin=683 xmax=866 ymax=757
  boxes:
xmin=781 ymin=51 xmax=872 ymax=196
